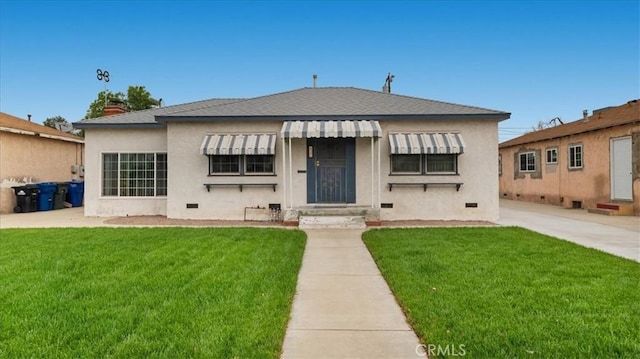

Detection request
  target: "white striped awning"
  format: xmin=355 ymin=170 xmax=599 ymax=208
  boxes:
xmin=200 ymin=134 xmax=276 ymax=155
xmin=281 ymin=120 xmax=382 ymax=138
xmin=389 ymin=133 xmax=466 ymax=154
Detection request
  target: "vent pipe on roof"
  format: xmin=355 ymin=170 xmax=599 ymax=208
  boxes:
xmin=382 ymin=73 xmax=394 ymax=93
xmin=313 ymin=74 xmax=317 ymax=88
xmin=583 ymin=110 xmax=589 ymax=122
xmin=27 ymin=114 xmax=31 ymax=122
xmin=158 ymin=98 xmax=163 ymax=108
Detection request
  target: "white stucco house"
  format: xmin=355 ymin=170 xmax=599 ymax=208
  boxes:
xmin=74 ymin=87 xmax=510 ymax=225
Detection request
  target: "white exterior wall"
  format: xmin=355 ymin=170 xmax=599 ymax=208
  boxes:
xmin=84 ymin=128 xmax=167 ymax=217
xmin=379 ymin=119 xmax=500 ymax=221
xmin=167 ymin=121 xmax=283 ymax=220
xmin=86 ymin=118 xmax=499 ymax=221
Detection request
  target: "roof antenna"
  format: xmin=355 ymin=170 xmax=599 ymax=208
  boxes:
xmin=313 ymin=74 xmax=318 ymax=88
xmin=97 ymin=68 xmax=110 ymax=106
xmin=382 ymin=73 xmax=394 ymax=93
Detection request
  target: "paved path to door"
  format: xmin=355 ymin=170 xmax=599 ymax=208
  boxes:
xmin=498 ymin=199 xmax=640 ymax=262
xmin=281 ymin=229 xmax=421 ymax=359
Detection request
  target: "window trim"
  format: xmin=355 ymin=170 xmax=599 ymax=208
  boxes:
xmin=208 ymin=154 xmax=276 ymax=176
xmin=101 ymin=152 xmax=167 ymax=198
xmin=390 ymin=153 xmax=459 ymax=176
xmin=519 ymin=151 xmax=536 ymax=172
xmin=568 ymin=144 xmax=583 ymax=169
xmin=545 ymin=147 xmax=558 ymax=164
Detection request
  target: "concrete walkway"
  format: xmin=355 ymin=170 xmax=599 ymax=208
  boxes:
xmin=498 ymin=199 xmax=640 ymax=262
xmin=281 ymin=229 xmax=421 ymax=359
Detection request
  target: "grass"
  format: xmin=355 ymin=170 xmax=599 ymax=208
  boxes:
xmin=363 ymin=227 xmax=640 ymax=358
xmin=0 ymin=227 xmax=306 ymax=358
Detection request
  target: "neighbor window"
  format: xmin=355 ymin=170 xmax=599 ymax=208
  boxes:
xmin=102 ymin=152 xmax=167 ymax=197
xmin=569 ymin=144 xmax=583 ymax=169
xmin=391 ymin=154 xmax=458 ymax=175
xmin=209 ymin=155 xmax=275 ymax=175
xmin=519 ymin=152 xmax=536 ymax=172
xmin=498 ymin=154 xmax=502 ymax=175
xmin=546 ymin=148 xmax=558 ymax=164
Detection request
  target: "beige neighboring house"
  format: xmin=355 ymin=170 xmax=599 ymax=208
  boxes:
xmin=0 ymin=112 xmax=85 ymax=213
xmin=75 ymin=87 xmax=510 ymax=224
xmin=499 ymin=99 xmax=639 ymax=216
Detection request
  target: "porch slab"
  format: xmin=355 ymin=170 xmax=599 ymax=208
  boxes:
xmin=299 ymin=215 xmax=366 ymax=229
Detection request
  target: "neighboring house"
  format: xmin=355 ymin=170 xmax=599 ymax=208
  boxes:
xmin=499 ymin=99 xmax=639 ymax=216
xmin=74 ymin=87 xmax=509 ymax=224
xmin=0 ymin=112 xmax=85 ymax=213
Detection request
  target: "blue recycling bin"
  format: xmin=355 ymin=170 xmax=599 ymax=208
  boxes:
xmin=66 ymin=181 xmax=84 ymax=207
xmin=36 ymin=182 xmax=57 ymax=211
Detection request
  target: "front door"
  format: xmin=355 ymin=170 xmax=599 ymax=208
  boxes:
xmin=611 ymin=137 xmax=633 ymax=200
xmin=307 ymin=138 xmax=356 ymax=203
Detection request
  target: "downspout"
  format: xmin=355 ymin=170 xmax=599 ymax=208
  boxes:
xmin=288 ymin=137 xmax=293 ymax=209
xmin=371 ymin=137 xmax=374 ymax=208
xmin=377 ymin=136 xmax=381 ymax=208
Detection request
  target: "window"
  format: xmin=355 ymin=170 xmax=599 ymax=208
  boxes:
xmin=209 ymin=155 xmax=240 ymax=174
xmin=519 ymin=152 xmax=536 ymax=172
xmin=102 ymin=152 xmax=167 ymax=197
xmin=569 ymin=144 xmax=583 ymax=169
xmin=245 ymin=155 xmax=274 ymax=174
xmin=546 ymin=148 xmax=558 ymax=164
xmin=391 ymin=155 xmax=421 ymax=173
xmin=209 ymin=155 xmax=275 ymax=175
xmin=391 ymin=154 xmax=458 ymax=175
xmin=498 ymin=154 xmax=502 ymax=175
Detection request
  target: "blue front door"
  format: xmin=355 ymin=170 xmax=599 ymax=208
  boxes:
xmin=307 ymin=138 xmax=356 ymax=203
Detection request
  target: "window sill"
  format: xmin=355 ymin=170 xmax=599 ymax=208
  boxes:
xmin=207 ymin=174 xmax=277 ymax=177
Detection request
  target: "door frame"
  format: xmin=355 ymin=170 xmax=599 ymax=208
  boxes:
xmin=610 ymin=136 xmax=633 ymax=201
xmin=306 ymin=138 xmax=356 ymax=204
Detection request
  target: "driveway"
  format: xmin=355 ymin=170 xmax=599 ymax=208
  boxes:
xmin=498 ymin=199 xmax=639 ymax=262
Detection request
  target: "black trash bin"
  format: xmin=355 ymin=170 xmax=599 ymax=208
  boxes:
xmin=54 ymin=182 xmax=69 ymax=210
xmin=12 ymin=184 xmax=39 ymax=213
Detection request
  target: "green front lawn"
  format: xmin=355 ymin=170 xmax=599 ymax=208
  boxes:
xmin=0 ymin=227 xmax=306 ymax=358
xmin=363 ymin=227 xmax=640 ymax=358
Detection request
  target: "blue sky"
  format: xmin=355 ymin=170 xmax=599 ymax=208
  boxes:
xmin=1 ymin=0 xmax=638 ymax=141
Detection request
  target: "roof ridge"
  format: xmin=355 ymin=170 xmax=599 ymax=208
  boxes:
xmin=84 ymin=97 xmax=245 ymax=120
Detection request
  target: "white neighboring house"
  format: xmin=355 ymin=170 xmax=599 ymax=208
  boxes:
xmin=74 ymin=87 xmax=510 ymax=224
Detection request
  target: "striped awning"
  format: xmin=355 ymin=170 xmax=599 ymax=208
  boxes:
xmin=281 ymin=120 xmax=382 ymax=138
xmin=200 ymin=134 xmax=276 ymax=155
xmin=389 ymin=133 xmax=466 ymax=154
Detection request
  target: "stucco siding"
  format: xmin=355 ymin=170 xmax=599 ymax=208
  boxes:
xmin=83 ymin=128 xmax=167 ymax=217
xmin=379 ymin=119 xmax=500 ymax=221
xmin=167 ymin=121 xmax=282 ymax=220
xmin=499 ymin=123 xmax=639 ymax=213
xmin=0 ymin=131 xmax=84 ymax=213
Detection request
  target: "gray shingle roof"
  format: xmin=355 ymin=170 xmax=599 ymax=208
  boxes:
xmin=74 ymin=98 xmax=242 ymax=127
xmin=75 ymin=87 xmax=509 ymax=128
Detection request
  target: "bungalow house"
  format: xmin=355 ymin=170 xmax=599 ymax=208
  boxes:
xmin=499 ymin=99 xmax=639 ymax=216
xmin=0 ymin=112 xmax=85 ymax=213
xmin=74 ymin=87 xmax=510 ymax=225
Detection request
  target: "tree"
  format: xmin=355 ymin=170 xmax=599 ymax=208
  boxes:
xmin=85 ymin=85 xmax=158 ymax=119
xmin=43 ymin=115 xmax=83 ymax=137
xmin=43 ymin=115 xmax=68 ymax=129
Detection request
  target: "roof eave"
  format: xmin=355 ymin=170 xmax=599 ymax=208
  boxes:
xmin=156 ymin=113 xmax=511 ymax=123
xmin=73 ymin=122 xmax=164 ymax=129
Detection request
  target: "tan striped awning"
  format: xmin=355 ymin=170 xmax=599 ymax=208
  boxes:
xmin=281 ymin=120 xmax=382 ymax=138
xmin=389 ymin=133 xmax=466 ymax=154
xmin=200 ymin=134 xmax=276 ymax=155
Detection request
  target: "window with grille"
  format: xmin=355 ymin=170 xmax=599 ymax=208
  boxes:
xmin=391 ymin=154 xmax=458 ymax=175
xmin=102 ymin=153 xmax=167 ymax=197
xmin=519 ymin=152 xmax=536 ymax=172
xmin=569 ymin=144 xmax=583 ymax=169
xmin=208 ymin=155 xmax=275 ymax=175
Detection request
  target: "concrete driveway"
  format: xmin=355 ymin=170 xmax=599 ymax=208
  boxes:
xmin=498 ymin=199 xmax=639 ymax=262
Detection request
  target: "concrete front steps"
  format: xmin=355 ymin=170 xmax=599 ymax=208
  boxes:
xmin=588 ymin=202 xmax=635 ymax=216
xmin=284 ymin=206 xmax=381 ymax=228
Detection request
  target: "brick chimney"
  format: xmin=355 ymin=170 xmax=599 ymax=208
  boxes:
xmin=103 ymin=104 xmax=127 ymax=117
